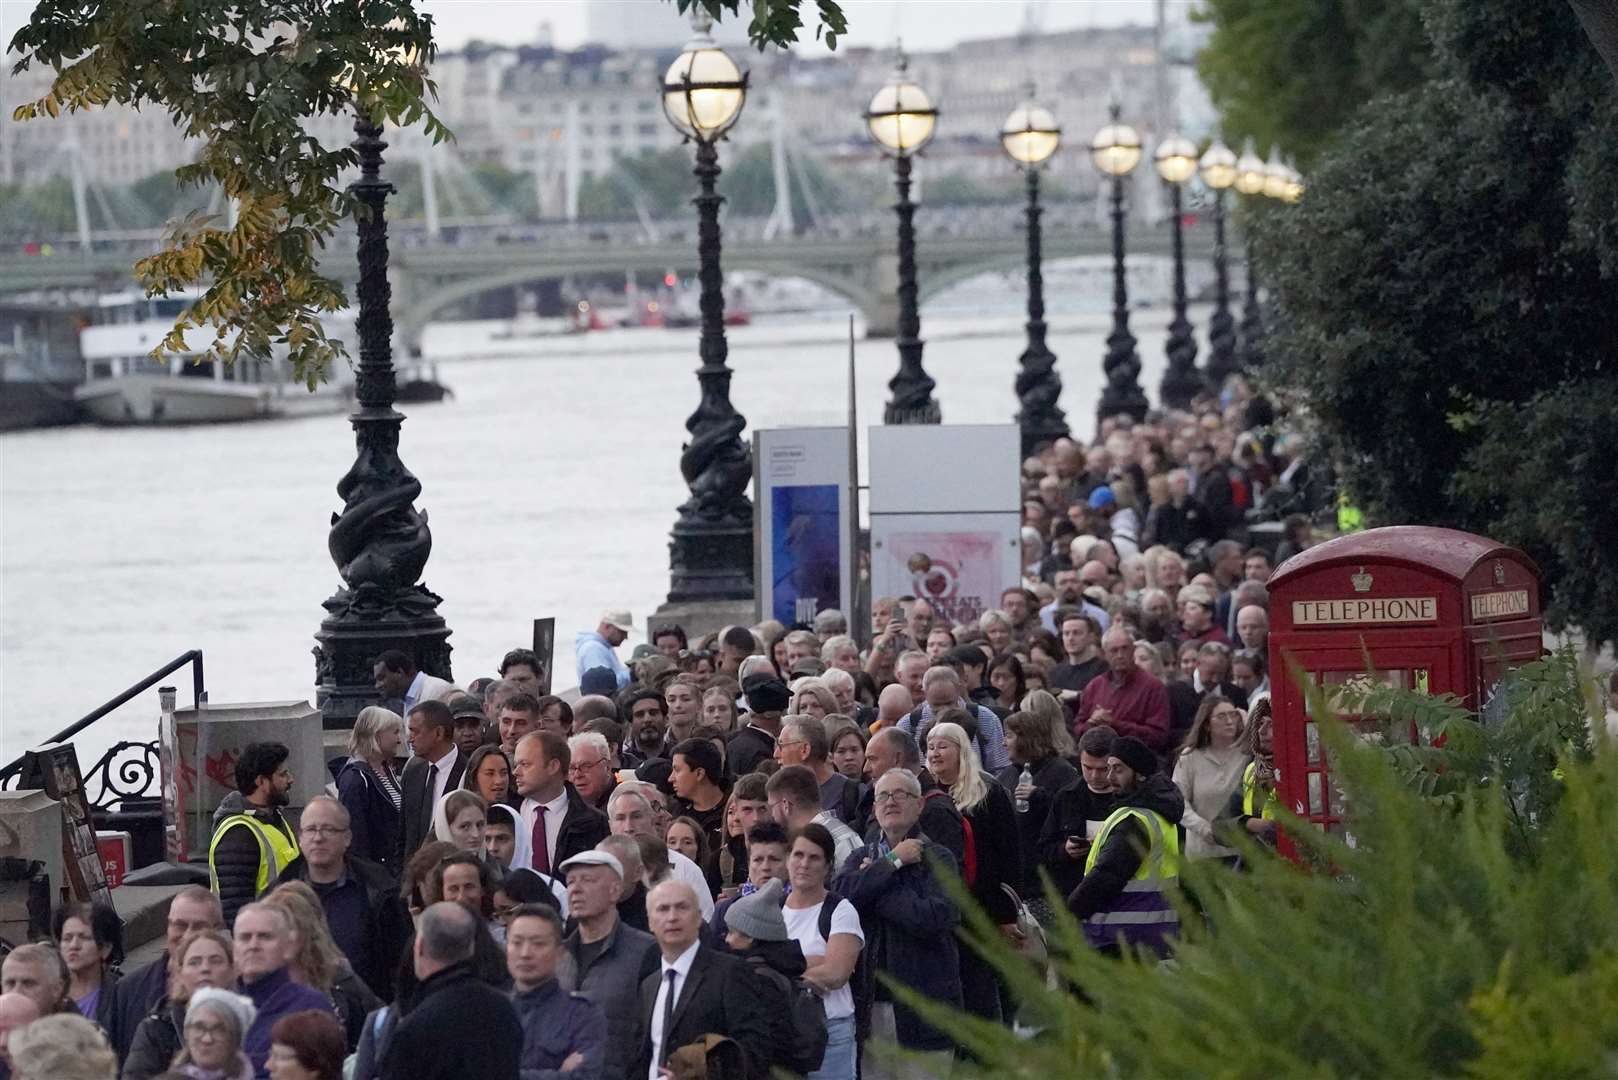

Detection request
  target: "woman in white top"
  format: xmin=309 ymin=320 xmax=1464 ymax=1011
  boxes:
xmin=782 ymin=822 xmax=864 ymax=1080
xmin=1172 ymin=693 xmax=1250 ymax=861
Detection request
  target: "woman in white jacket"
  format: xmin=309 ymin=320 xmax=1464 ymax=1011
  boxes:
xmin=1171 ymin=693 xmax=1250 ymax=862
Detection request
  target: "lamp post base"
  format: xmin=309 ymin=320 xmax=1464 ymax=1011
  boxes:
xmin=667 ymin=516 xmax=754 ymax=605
xmin=313 ymin=594 xmax=452 ymax=732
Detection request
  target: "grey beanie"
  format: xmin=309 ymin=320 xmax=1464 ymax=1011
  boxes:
xmin=186 ymin=986 xmax=257 ymax=1043
xmin=724 ymin=878 xmax=789 ymax=943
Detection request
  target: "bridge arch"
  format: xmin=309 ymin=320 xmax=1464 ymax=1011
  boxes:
xmin=395 ymin=257 xmax=883 ymax=349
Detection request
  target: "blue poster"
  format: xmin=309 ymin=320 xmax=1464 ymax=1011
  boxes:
xmin=771 ymin=483 xmax=842 ymax=625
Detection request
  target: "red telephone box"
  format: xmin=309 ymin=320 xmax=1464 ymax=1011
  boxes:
xmin=1266 ymin=526 xmax=1543 ymax=838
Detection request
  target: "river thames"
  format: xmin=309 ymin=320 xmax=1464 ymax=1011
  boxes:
xmin=1 ymin=278 xmax=1208 ymax=765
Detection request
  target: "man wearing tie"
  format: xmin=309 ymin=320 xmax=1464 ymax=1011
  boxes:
xmin=511 ymin=731 xmax=609 ymax=877
xmin=398 ymin=700 xmax=466 ymax=865
xmin=637 ymin=880 xmax=772 ymax=1079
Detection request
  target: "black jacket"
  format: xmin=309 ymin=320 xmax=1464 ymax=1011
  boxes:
xmin=635 ymin=943 xmax=775 ymax=1079
xmin=396 ymin=751 xmax=467 ymax=866
xmin=1036 ymin=778 xmax=1118 ymax=897
xmin=726 ymin=723 xmax=778 ymax=778
xmin=336 ymin=759 xmax=403 ymax=875
xmin=996 ymin=755 xmax=1080 ymax=895
xmin=835 ymin=828 xmax=963 ymax=1052
xmin=1067 ymin=773 xmax=1187 ymax=919
xmin=106 ymin=953 xmax=169 ymax=1064
xmin=210 ymin=803 xmax=296 ymax=927
xmin=122 ymin=1000 xmax=182 ymax=1080
xmin=381 ymin=962 xmax=521 ymax=1080
xmin=276 ymin=853 xmax=412 ymax=1003
xmin=551 ymin=785 xmax=611 ymax=871
xmin=568 ymin=919 xmax=659 ymax=1080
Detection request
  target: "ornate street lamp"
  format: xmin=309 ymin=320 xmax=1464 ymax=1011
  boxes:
xmin=1199 ymin=138 xmax=1239 ymax=394
xmin=1234 ymin=138 xmax=1269 ymax=370
xmin=315 ymin=37 xmax=451 ymax=730
xmin=659 ymin=10 xmax=754 ymax=604
xmin=866 ymin=55 xmax=940 ymax=424
xmin=1090 ymin=102 xmax=1148 ymax=423
xmin=1001 ymin=93 xmax=1068 ymax=456
xmin=1154 ymin=133 xmax=1200 ymax=410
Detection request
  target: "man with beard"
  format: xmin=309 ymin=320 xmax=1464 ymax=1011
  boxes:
xmin=1067 ymin=735 xmax=1186 ymax=958
xmin=1039 ymin=566 xmax=1112 ymax=635
xmin=620 ymin=689 xmax=670 ymax=767
xmin=208 ymin=741 xmax=298 ymax=927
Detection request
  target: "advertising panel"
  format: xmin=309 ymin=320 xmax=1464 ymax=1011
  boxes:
xmin=755 ymin=428 xmax=853 ymax=626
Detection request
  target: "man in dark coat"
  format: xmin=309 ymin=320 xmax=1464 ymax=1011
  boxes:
xmin=636 ymin=880 xmax=773 ymax=1078
xmin=1037 ymin=726 xmax=1120 ymax=898
xmin=728 ymin=673 xmax=789 ymax=777
xmin=380 ymin=902 xmax=521 ymax=1080
xmin=397 ymin=700 xmax=466 ymax=866
xmin=836 ymin=768 xmax=962 ymax=1067
xmin=512 ymin=731 xmax=609 ymax=876
xmin=561 ymin=850 xmax=658 ymax=1080
xmin=507 ymin=903 xmax=606 ymax=1080
xmin=104 ymin=886 xmax=222 ymax=1064
xmin=274 ymin=795 xmax=411 ymax=1002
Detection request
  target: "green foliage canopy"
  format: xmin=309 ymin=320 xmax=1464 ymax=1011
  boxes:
xmin=1197 ymin=0 xmax=1434 ymax=164
xmin=1252 ymin=0 xmax=1618 ymax=646
xmin=901 ymin=652 xmax=1618 ymax=1078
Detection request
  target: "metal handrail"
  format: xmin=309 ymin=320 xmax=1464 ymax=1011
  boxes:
xmin=0 ymin=650 xmax=205 ymax=782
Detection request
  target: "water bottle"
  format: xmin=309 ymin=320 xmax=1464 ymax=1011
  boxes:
xmin=1015 ymin=766 xmax=1034 ymax=813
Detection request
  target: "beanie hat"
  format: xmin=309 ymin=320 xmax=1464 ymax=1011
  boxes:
xmin=724 ymin=878 xmax=788 ymax=942
xmin=186 ymin=987 xmax=256 ymax=1043
xmin=580 ymin=666 xmax=618 ymax=695
xmin=1087 ymin=485 xmax=1117 ymax=509
xmin=741 ymin=673 xmax=791 ymax=714
xmin=1109 ymin=735 xmax=1158 ymax=778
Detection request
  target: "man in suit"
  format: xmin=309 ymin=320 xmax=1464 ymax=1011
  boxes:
xmin=397 ymin=700 xmax=466 ymax=866
xmin=379 ymin=902 xmax=521 ymax=1080
xmin=511 ymin=731 xmax=609 ymax=876
xmin=373 ymin=648 xmax=455 ymax=716
xmin=636 ymin=880 xmax=772 ymax=1079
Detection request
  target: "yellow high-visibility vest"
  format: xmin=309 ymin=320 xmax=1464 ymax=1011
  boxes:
xmin=1241 ymin=761 xmax=1280 ymax=821
xmin=208 ymin=812 xmax=299 ymax=898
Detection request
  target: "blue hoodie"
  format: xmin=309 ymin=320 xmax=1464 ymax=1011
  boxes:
xmin=573 ymin=630 xmax=629 ymax=689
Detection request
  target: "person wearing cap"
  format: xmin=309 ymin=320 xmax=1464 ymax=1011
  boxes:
xmin=729 ymin=674 xmax=790 ymax=778
xmin=1066 ymin=734 xmax=1186 ymax=959
xmin=559 ymin=849 xmax=657 ymax=1080
xmin=445 ymin=693 xmax=488 ymax=760
xmin=173 ymin=986 xmax=258 ymax=1080
xmin=507 ymin=902 xmax=606 ymax=1080
xmin=577 ymin=611 xmax=634 ymax=691
xmin=722 ymin=878 xmax=814 ymax=1077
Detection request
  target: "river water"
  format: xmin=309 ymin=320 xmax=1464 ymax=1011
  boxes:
xmin=1 ymin=267 xmax=1208 ymax=767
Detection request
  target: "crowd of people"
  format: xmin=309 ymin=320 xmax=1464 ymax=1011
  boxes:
xmin=0 ymin=391 xmax=1312 ymax=1080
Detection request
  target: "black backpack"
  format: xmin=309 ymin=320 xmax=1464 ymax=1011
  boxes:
xmin=745 ymin=957 xmax=829 ymax=1077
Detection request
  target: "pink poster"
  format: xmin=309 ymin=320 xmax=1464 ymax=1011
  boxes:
xmin=881 ymin=529 xmax=1005 ymax=628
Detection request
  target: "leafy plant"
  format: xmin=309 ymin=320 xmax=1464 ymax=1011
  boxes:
xmin=887 ymin=651 xmax=1617 ymax=1077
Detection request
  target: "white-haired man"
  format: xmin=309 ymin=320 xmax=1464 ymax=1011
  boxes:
xmin=606 ymin=784 xmax=714 ymax=917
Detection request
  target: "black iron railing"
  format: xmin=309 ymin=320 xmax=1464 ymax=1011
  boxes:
xmin=0 ymin=650 xmax=205 ymax=812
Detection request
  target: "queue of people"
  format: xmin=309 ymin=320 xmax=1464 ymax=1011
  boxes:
xmin=0 ymin=404 xmax=1300 ymax=1080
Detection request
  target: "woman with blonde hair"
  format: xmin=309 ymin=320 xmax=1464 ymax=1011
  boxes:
xmin=790 ymin=680 xmax=838 ymax=722
xmin=260 ymin=883 xmax=375 ymax=1053
xmin=123 ymin=928 xmax=236 ymax=1080
xmin=922 ymin=716 xmax=1024 ymax=1023
xmin=336 ymin=705 xmax=404 ymax=872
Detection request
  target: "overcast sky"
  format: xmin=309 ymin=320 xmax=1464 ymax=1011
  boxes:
xmin=4 ymin=1 xmax=1162 ymax=57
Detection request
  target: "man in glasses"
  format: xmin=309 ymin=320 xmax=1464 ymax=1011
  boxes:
xmin=105 ymin=886 xmax=222 ymax=1064
xmin=835 ymin=768 xmax=963 ymax=1069
xmin=275 ymin=795 xmax=410 ymax=1002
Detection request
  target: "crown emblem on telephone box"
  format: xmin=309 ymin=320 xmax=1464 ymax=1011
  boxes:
xmin=1350 ymin=566 xmax=1374 ymax=592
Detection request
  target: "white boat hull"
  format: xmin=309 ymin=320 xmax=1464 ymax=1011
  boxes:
xmin=74 ymin=374 xmax=352 ymax=425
